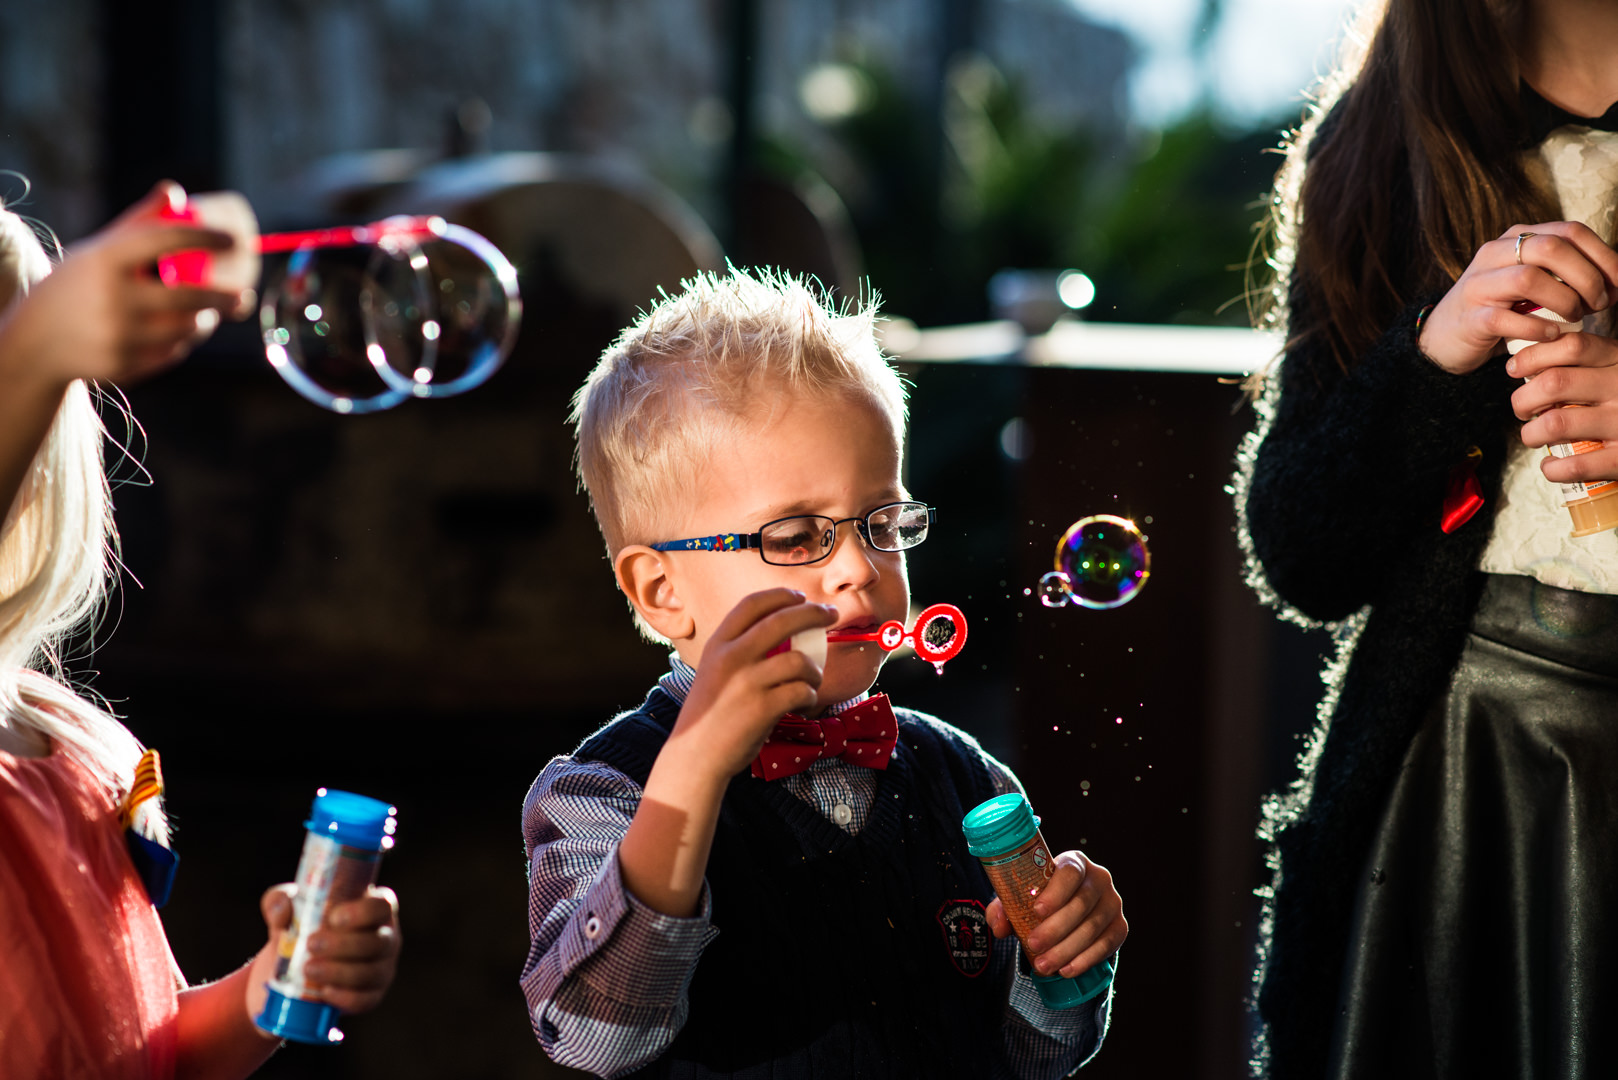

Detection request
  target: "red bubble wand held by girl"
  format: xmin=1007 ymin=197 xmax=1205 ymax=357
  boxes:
xmin=157 ymin=190 xmax=521 ymax=414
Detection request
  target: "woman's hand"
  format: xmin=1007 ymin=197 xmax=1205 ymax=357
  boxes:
xmin=1418 ymin=222 xmax=1618 ymax=375
xmin=1509 ymin=330 xmax=1618 ymax=484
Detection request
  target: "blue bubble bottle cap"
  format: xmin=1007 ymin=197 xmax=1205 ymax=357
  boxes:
xmin=1032 ymin=956 xmax=1115 ymax=1009
xmin=256 ymin=984 xmax=346 ymax=1044
xmin=305 ymin=788 xmax=397 ymax=851
xmin=962 ymin=793 xmax=1038 ymax=858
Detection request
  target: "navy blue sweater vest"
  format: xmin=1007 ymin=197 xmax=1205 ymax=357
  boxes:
xmin=575 ymin=688 xmax=1006 ymax=1079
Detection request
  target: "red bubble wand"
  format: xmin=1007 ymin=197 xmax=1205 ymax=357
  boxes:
xmin=827 ymin=602 xmax=969 ymax=670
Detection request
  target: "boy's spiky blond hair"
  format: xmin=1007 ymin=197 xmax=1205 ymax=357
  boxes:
xmin=571 ymin=267 xmax=908 ymax=557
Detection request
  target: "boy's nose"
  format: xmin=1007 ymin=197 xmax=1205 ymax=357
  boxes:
xmin=822 ymin=520 xmax=880 ymax=592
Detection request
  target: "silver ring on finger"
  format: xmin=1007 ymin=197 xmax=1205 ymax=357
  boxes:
xmin=1515 ymin=231 xmax=1538 ymax=266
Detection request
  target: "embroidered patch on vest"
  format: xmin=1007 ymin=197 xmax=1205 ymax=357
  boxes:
xmin=937 ymin=899 xmax=992 ymax=977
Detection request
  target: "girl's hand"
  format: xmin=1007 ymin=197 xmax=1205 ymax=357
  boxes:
xmin=0 ymin=181 xmax=247 ymax=393
xmin=298 ymin=887 xmax=402 ymax=1013
xmin=244 ymin=883 xmax=402 ymax=1022
xmin=986 ymin=850 xmax=1127 ymax=979
xmin=1509 ymin=331 xmax=1618 ymax=484
xmin=1418 ymin=222 xmax=1618 ymax=375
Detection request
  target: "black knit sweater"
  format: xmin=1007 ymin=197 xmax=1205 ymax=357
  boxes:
xmin=1239 ymin=287 xmax=1519 ymax=1077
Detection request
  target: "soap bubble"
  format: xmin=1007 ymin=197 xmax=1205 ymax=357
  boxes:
xmin=1053 ymin=514 xmax=1150 ymax=609
xmin=260 ymin=241 xmax=423 ymax=414
xmin=921 ymin=612 xmax=957 ymax=650
xmin=371 ymin=222 xmax=521 ymax=399
xmin=1038 ymin=571 xmax=1072 ymax=608
xmin=259 ymin=217 xmax=521 ymax=413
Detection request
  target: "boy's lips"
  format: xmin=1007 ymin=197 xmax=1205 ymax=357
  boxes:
xmin=828 ymin=617 xmax=882 ymax=640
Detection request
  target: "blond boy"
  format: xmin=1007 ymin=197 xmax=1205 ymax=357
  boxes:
xmin=521 ymin=269 xmax=1126 ymax=1078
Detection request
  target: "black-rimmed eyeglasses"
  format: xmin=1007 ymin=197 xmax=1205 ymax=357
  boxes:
xmin=650 ymin=501 xmax=935 ymax=566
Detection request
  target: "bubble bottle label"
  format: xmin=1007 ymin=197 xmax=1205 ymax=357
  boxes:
xmin=256 ymin=788 xmax=396 ymax=1045
xmin=978 ymin=836 xmax=1055 ymax=943
xmin=962 ymin=793 xmax=1114 ymax=1009
xmin=269 ymin=833 xmax=382 ymax=1002
xmin=1507 ymin=303 xmax=1618 ymax=536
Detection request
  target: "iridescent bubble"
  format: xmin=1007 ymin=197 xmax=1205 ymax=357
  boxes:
xmin=260 ymin=241 xmax=421 ymax=414
xmin=258 ymin=218 xmax=522 ymax=414
xmin=921 ymin=612 xmax=957 ymax=651
xmin=376 ymin=222 xmax=522 ymax=400
xmin=1037 ymin=571 xmax=1071 ymax=608
xmin=1053 ymin=514 xmax=1150 ymax=609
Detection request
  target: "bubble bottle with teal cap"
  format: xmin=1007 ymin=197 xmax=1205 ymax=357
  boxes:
xmin=962 ymin=793 xmax=1114 ymax=1008
xmin=256 ymin=788 xmax=397 ymax=1044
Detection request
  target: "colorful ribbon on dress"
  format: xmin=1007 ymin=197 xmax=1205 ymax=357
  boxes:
xmin=118 ymin=749 xmax=165 ymax=830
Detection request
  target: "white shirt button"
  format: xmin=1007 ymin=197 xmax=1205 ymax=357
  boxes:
xmin=583 ymin=915 xmax=602 ymax=939
xmin=831 ymin=803 xmax=853 ymax=827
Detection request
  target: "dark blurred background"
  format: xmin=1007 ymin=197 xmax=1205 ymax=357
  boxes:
xmin=1 ymin=0 xmax=1352 ymax=1076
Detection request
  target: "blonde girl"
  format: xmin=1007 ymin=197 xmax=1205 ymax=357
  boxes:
xmin=0 ymin=182 xmax=400 ymax=1079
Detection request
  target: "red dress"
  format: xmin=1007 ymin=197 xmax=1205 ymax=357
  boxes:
xmin=0 ymin=743 xmax=180 ymax=1079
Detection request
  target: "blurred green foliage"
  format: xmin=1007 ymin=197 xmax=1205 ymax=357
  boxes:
xmin=777 ymin=55 xmax=1289 ymax=328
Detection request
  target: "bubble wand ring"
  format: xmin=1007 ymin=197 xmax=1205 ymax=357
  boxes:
xmin=826 ymin=603 xmax=969 ymax=666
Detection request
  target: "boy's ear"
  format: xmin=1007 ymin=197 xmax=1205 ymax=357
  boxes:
xmin=615 ymin=545 xmax=694 ymax=642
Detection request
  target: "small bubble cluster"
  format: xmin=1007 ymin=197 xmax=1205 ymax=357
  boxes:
xmin=1037 ymin=572 xmax=1071 ymax=608
xmin=1036 ymin=514 xmax=1151 ymax=610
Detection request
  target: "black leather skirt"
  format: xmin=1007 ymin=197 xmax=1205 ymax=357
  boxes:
xmin=1331 ymin=573 xmax=1618 ymax=1079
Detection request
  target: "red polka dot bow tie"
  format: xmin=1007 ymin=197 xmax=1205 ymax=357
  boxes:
xmin=750 ymin=694 xmax=899 ymax=780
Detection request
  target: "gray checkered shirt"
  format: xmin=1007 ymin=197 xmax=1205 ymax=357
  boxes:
xmin=520 ymin=657 xmax=1112 ymax=1078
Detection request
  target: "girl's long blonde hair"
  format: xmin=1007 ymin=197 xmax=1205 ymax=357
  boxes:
xmin=0 ymin=203 xmax=166 ymax=841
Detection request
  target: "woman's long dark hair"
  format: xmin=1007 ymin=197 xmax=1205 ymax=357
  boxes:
xmin=1258 ymin=0 xmax=1559 ymax=373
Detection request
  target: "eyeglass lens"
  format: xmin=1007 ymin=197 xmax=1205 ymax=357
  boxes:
xmin=758 ymin=503 xmax=930 ymax=565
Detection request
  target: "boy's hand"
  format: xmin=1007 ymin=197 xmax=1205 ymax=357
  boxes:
xmin=623 ymin=589 xmax=836 ymax=917
xmin=986 ymin=851 xmax=1127 ymax=979
xmin=672 ymin=588 xmax=838 ymax=781
xmin=245 ymin=883 xmax=402 ymax=1022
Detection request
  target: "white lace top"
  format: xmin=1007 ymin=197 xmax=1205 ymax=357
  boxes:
xmin=1478 ymin=126 xmax=1618 ymax=592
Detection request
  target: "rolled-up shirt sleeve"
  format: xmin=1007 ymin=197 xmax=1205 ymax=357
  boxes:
xmin=520 ymin=757 xmax=718 ymax=1078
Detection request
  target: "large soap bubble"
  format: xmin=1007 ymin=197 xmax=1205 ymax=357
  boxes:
xmin=1039 ymin=515 xmax=1150 ymax=610
xmin=260 ymin=238 xmax=424 ymax=414
xmin=159 ymin=194 xmax=522 ymax=414
xmin=259 ymin=216 xmax=521 ymax=413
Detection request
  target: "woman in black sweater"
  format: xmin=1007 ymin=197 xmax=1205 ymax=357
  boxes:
xmin=1238 ymin=1 xmax=1618 ymax=1076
